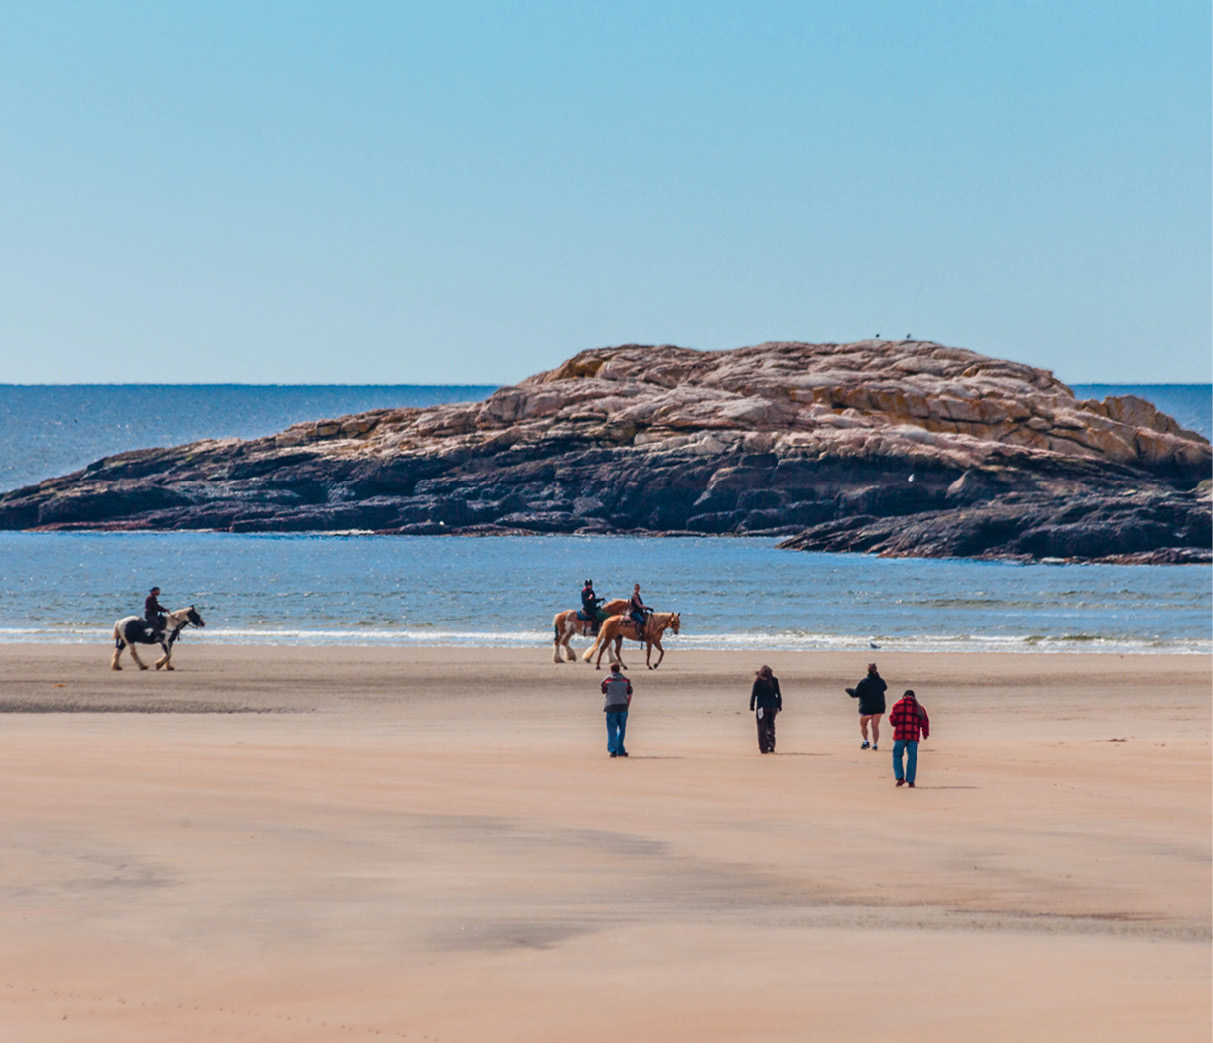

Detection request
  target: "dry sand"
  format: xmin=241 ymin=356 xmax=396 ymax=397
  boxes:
xmin=0 ymin=642 xmax=1208 ymax=1041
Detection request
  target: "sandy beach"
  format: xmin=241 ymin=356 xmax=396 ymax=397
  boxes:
xmin=0 ymin=642 xmax=1208 ymax=1041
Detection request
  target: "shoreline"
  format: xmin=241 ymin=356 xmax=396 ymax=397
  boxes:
xmin=2 ymin=636 xmax=1211 ymax=655
xmin=0 ymin=644 xmax=1208 ymax=1039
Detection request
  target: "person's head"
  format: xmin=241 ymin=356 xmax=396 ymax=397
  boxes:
xmin=632 ymin=583 xmax=640 ymax=592
xmin=584 ymin=579 xmax=592 ymax=586
xmin=150 ymin=587 xmax=160 ymax=596
xmin=610 ymin=662 xmax=621 ymax=674
xmin=868 ymin=662 xmax=878 ymax=675
xmin=755 ymin=664 xmax=773 ymax=679
xmin=903 ymin=688 xmax=916 ymax=699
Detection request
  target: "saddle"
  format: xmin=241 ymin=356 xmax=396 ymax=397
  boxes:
xmin=132 ymin=618 xmax=163 ymax=644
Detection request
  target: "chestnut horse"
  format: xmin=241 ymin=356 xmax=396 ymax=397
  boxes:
xmin=552 ymin=598 xmax=628 ymax=663
xmin=585 ymin=611 xmax=681 ymax=670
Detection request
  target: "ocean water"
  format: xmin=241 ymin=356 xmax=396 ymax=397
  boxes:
xmin=0 ymin=532 xmax=1208 ymax=654
xmin=0 ymin=382 xmax=1208 ymax=653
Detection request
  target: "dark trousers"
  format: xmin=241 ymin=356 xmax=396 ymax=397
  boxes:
xmin=755 ymin=708 xmax=778 ymax=753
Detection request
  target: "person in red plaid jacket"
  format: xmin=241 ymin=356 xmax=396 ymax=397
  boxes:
xmin=889 ymin=689 xmax=930 ymax=787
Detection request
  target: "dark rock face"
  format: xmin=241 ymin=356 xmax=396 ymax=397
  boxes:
xmin=778 ymin=489 xmax=1212 ymax=563
xmin=1 ymin=340 xmax=1209 ymax=563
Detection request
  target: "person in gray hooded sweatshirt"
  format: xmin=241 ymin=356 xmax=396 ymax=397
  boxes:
xmin=600 ymin=662 xmax=633 ymax=757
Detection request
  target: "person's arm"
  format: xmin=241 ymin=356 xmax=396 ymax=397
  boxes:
xmin=845 ymin=685 xmax=858 ymax=697
xmin=919 ymin=706 xmax=929 ymax=739
xmin=601 ymin=679 xmax=608 ymax=694
xmin=773 ymin=678 xmax=782 ymax=710
xmin=750 ymin=682 xmax=758 ymax=711
xmin=625 ymin=680 xmax=633 ymax=700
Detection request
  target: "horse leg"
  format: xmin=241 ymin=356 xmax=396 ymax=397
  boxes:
xmin=129 ymin=642 xmax=148 ymax=671
xmin=651 ymin=638 xmax=665 ymax=669
xmin=553 ymin=623 xmax=564 ymax=663
xmin=583 ymin=631 xmax=601 ymax=664
xmin=155 ymin=643 xmax=173 ymax=670
xmin=612 ymin=635 xmax=627 ymax=671
xmin=594 ymin=630 xmax=613 ymax=670
xmin=111 ymin=628 xmax=124 ymax=671
xmin=562 ymin=624 xmax=578 ymax=662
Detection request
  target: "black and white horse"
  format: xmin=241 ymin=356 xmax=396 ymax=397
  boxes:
xmin=111 ymin=606 xmax=205 ymax=671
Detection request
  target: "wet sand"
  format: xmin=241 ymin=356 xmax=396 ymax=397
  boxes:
xmin=0 ymin=644 xmax=1208 ymax=1040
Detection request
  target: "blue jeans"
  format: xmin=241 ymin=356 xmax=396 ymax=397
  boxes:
xmin=605 ymin=709 xmax=629 ymax=754
xmin=893 ymin=739 xmax=918 ymax=783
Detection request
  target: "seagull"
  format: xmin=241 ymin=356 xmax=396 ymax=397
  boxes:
xmin=869 ymin=640 xmax=880 ymax=649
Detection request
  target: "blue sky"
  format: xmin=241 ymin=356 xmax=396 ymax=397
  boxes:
xmin=1 ymin=0 xmax=1208 ymax=384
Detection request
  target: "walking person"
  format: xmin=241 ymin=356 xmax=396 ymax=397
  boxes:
xmin=845 ymin=662 xmax=887 ymax=750
xmin=601 ymin=661 xmax=633 ymax=757
xmin=889 ymin=689 xmax=930 ymax=787
xmin=750 ymin=665 xmax=782 ymax=754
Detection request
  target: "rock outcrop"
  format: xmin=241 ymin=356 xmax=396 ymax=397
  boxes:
xmin=1 ymin=340 xmax=1209 ymax=563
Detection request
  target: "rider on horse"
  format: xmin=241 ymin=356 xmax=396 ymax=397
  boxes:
xmin=144 ymin=587 xmax=168 ymax=641
xmin=580 ymin=579 xmax=603 ymax=625
xmin=629 ymin=583 xmax=652 ymax=635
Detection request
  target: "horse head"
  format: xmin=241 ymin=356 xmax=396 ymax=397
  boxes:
xmin=186 ymin=606 xmax=205 ymax=628
xmin=669 ymin=612 xmax=680 ymax=634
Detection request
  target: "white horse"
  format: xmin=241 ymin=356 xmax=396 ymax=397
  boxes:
xmin=552 ymin=598 xmax=628 ymax=663
xmin=111 ymin=606 xmax=205 ymax=671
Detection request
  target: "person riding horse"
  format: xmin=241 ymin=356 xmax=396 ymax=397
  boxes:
xmin=629 ymin=584 xmax=652 ymax=635
xmin=144 ymin=587 xmax=168 ymax=642
xmin=579 ymin=579 xmax=603 ymax=625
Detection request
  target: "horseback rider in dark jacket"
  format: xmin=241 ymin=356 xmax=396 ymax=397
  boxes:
xmin=628 ymin=584 xmax=651 ymax=633
xmin=144 ymin=587 xmax=168 ymax=642
xmin=580 ymin=579 xmax=602 ymax=624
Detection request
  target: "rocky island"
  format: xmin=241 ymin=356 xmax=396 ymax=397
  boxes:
xmin=2 ymin=340 xmax=1209 ymax=563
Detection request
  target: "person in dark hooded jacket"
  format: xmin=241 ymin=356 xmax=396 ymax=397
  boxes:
xmin=846 ymin=662 xmax=887 ymax=751
xmin=750 ymin=665 xmax=782 ymax=754
xmin=144 ymin=587 xmax=168 ymax=640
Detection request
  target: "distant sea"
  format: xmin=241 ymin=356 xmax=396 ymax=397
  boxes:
xmin=0 ymin=381 xmax=1208 ymax=654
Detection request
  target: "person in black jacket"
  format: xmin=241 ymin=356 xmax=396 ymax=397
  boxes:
xmin=846 ymin=662 xmax=887 ymax=751
xmin=580 ymin=579 xmax=602 ymax=624
xmin=750 ymin=665 xmax=782 ymax=754
xmin=144 ymin=586 xmax=168 ymax=640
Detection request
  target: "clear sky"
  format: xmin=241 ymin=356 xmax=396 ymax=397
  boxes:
xmin=1 ymin=0 xmax=1208 ymax=384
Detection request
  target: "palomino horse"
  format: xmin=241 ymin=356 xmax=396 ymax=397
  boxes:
xmin=585 ymin=611 xmax=681 ymax=670
xmin=552 ymin=598 xmax=628 ymax=663
xmin=111 ymin=606 xmax=205 ymax=671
